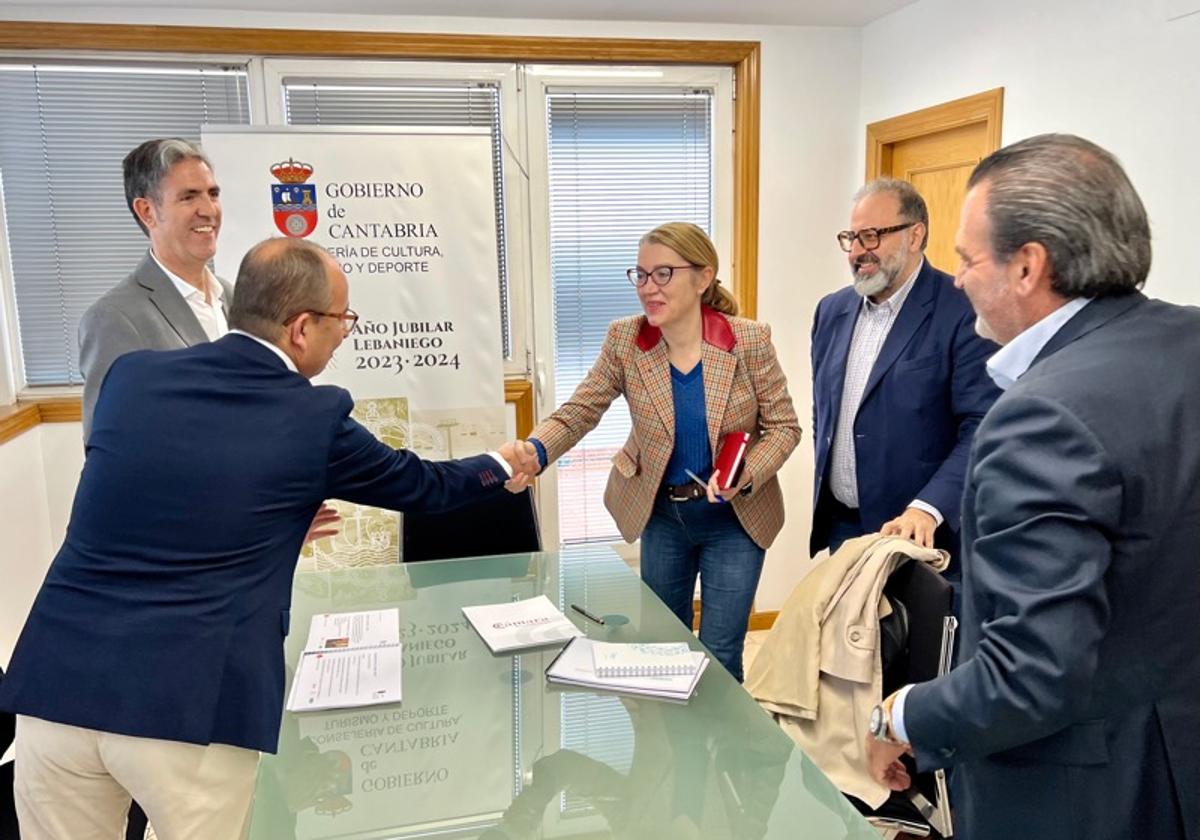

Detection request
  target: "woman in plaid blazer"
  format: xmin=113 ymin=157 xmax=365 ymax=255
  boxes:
xmin=529 ymin=222 xmax=801 ymax=680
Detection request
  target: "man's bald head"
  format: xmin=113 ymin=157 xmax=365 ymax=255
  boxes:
xmin=229 ymin=238 xmax=338 ymax=341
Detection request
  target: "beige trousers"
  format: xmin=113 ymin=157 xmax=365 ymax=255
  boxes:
xmin=14 ymin=715 xmax=259 ymax=840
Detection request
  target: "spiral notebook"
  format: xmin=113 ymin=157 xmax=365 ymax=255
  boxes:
xmin=591 ymin=641 xmax=701 ymax=678
xmin=546 ymin=637 xmax=709 ymax=702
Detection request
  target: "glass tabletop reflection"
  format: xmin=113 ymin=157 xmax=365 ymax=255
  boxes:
xmin=248 ymin=544 xmax=875 ymax=840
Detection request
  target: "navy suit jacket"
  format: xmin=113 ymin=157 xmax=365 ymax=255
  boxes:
xmin=809 ymin=261 xmax=1000 ymax=566
xmin=0 ymin=334 xmax=507 ymax=753
xmin=904 ymin=294 xmax=1200 ymax=840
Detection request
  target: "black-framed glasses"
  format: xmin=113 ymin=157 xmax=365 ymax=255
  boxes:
xmin=626 ymin=264 xmax=695 ymax=287
xmin=283 ymin=307 xmax=359 ymax=335
xmin=836 ymin=222 xmax=916 ymax=253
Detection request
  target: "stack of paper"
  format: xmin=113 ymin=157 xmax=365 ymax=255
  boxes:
xmin=462 ymin=594 xmax=583 ymax=653
xmin=286 ymin=609 xmax=403 ymax=713
xmin=546 ymin=637 xmax=709 ymax=702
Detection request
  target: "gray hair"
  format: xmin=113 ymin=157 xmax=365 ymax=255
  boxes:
xmin=229 ymin=239 xmax=335 ymax=341
xmin=853 ymin=178 xmax=930 ymax=249
xmin=967 ymin=133 xmax=1150 ymax=298
xmin=122 ymin=138 xmax=213 ymax=236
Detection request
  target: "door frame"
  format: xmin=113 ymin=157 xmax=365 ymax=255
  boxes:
xmin=865 ymin=87 xmax=1004 ymax=180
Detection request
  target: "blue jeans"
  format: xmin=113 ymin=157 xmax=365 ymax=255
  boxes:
xmin=640 ymin=497 xmax=766 ymax=682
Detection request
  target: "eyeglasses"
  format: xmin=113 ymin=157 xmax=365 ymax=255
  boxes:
xmin=836 ymin=222 xmax=916 ymax=253
xmin=283 ymin=308 xmax=359 ymax=335
xmin=626 ymin=265 xmax=695 ymax=287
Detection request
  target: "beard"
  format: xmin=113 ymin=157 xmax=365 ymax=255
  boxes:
xmin=851 ymin=250 xmax=905 ymax=299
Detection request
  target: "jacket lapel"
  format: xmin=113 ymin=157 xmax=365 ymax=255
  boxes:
xmin=824 ymin=297 xmax=860 ymax=414
xmin=134 ymin=251 xmax=210 ymax=346
xmin=861 ymin=262 xmax=935 ymax=403
xmin=701 ymin=341 xmax=737 ymax=453
xmin=635 ymin=335 xmax=675 ymax=440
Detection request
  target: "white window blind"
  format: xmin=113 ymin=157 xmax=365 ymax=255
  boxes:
xmin=282 ymin=79 xmax=512 ymax=357
xmin=0 ymin=62 xmax=250 ymax=387
xmin=547 ymin=91 xmax=713 ymax=545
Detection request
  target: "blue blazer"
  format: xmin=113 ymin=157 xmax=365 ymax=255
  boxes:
xmin=904 ymin=294 xmax=1200 ymax=840
xmin=809 ymin=261 xmax=1000 ymax=564
xmin=0 ymin=335 xmax=507 ymax=753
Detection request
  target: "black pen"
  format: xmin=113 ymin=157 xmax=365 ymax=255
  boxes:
xmin=570 ymin=603 xmax=605 ymax=625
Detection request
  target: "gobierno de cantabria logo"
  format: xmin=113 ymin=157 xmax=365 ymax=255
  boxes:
xmin=270 ymin=157 xmax=318 ymax=238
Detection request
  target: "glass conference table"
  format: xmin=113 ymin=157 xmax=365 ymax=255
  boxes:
xmin=248 ymin=545 xmax=876 ymax=840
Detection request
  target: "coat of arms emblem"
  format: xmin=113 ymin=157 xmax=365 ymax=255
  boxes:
xmin=270 ymin=158 xmax=318 ymax=238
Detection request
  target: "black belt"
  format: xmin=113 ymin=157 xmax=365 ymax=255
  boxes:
xmin=662 ymin=482 xmax=707 ymax=502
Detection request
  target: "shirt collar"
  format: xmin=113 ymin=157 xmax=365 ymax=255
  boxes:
xmin=229 ymin=329 xmax=299 ymax=373
xmin=862 ymin=258 xmax=922 ymax=315
xmin=636 ymin=305 xmax=736 ymax=353
xmin=151 ymin=250 xmax=222 ymax=304
xmin=986 ymin=297 xmax=1091 ymax=390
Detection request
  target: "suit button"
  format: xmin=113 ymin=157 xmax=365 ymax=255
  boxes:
xmin=849 ymin=630 xmax=862 ymax=642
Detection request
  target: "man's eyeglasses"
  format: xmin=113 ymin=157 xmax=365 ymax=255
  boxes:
xmin=626 ymin=265 xmax=695 ymax=287
xmin=836 ymin=222 xmax=916 ymax=253
xmin=283 ymin=308 xmax=359 ymax=335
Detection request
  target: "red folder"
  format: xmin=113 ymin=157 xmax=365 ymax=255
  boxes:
xmin=714 ymin=431 xmax=751 ymax=491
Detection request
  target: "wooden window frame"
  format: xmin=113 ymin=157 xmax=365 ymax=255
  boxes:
xmin=0 ymin=22 xmax=760 ymax=444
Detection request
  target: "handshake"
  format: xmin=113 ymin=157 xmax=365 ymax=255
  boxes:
xmin=497 ymin=439 xmax=542 ymax=493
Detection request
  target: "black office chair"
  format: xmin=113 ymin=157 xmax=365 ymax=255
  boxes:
xmin=851 ymin=558 xmax=958 ymax=839
xmin=401 ymin=487 xmax=541 ymax=563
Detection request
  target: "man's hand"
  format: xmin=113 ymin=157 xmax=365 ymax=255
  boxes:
xmin=866 ymin=734 xmax=913 ymax=791
xmin=880 ymin=507 xmax=937 ymax=547
xmin=503 ymin=473 xmax=533 ymax=494
xmin=705 ymin=468 xmax=751 ymax=504
xmin=304 ymin=503 xmax=342 ymax=544
xmin=498 ymin=439 xmax=541 ymax=477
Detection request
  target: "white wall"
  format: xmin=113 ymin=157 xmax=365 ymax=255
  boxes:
xmin=860 ymin=0 xmax=1200 ymax=307
xmin=0 ymin=8 xmax=863 ymax=622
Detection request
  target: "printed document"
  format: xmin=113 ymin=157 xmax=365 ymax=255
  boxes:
xmin=286 ymin=609 xmax=403 ymax=712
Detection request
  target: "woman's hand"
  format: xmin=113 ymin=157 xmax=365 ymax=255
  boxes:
xmin=705 ymin=469 xmax=750 ymax=504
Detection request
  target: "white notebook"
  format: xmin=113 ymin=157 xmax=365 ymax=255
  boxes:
xmin=462 ymin=594 xmax=582 ymax=653
xmin=546 ymin=637 xmax=709 ymax=702
xmin=591 ymin=641 xmax=700 ymax=678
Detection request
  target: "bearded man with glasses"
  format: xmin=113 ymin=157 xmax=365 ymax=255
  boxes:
xmin=809 ymin=179 xmax=1001 ymax=596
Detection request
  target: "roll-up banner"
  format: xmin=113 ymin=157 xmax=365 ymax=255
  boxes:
xmin=204 ymin=127 xmax=506 ymax=568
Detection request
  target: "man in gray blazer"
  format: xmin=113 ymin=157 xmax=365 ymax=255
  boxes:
xmin=866 ymin=134 xmax=1199 ymax=840
xmin=79 ymin=138 xmax=230 ymax=441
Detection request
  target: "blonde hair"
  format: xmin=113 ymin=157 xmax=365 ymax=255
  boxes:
xmin=640 ymin=222 xmax=738 ymax=316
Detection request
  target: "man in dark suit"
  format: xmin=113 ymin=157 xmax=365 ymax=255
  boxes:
xmin=0 ymin=238 xmax=538 ymax=839
xmin=867 ymin=134 xmax=1200 ymax=840
xmin=79 ymin=137 xmax=231 ymax=441
xmin=810 ymin=179 xmax=1000 ymax=579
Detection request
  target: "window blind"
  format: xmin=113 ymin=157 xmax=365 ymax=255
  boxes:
xmin=546 ymin=91 xmax=713 ymax=545
xmin=283 ymin=79 xmax=511 ymax=357
xmin=0 ymin=62 xmax=250 ymax=386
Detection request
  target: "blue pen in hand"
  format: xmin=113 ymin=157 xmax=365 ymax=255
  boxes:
xmin=684 ymin=468 xmax=726 ymax=503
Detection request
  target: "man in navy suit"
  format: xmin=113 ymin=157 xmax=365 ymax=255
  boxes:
xmin=866 ymin=134 xmax=1199 ymax=840
xmin=810 ymin=179 xmax=1000 ymax=579
xmin=0 ymin=238 xmax=538 ymax=840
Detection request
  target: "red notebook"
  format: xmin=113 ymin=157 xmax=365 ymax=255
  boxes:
xmin=714 ymin=431 xmax=751 ymax=491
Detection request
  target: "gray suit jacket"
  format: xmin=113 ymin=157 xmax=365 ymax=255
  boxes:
xmin=904 ymin=293 xmax=1200 ymax=840
xmin=79 ymin=250 xmax=232 ymax=441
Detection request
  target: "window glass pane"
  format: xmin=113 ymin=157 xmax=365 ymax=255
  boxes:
xmin=0 ymin=62 xmax=251 ymax=386
xmin=547 ymin=91 xmax=713 ymax=545
xmin=283 ymin=79 xmax=511 ymax=357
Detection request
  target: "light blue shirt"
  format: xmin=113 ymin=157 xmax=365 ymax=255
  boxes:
xmin=891 ymin=297 xmax=1092 ymax=743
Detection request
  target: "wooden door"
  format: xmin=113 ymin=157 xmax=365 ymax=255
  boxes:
xmin=866 ymin=89 xmax=1004 ymax=275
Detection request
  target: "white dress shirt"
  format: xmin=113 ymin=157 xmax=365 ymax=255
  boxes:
xmin=891 ymin=297 xmax=1094 ymax=743
xmin=829 ymin=260 xmax=942 ymax=525
xmin=151 ymin=251 xmax=228 ymax=341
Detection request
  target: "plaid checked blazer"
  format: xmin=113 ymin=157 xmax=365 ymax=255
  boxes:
xmin=532 ymin=307 xmax=802 ymax=548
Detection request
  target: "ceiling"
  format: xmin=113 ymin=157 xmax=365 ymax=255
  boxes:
xmin=2 ymin=0 xmax=919 ymax=27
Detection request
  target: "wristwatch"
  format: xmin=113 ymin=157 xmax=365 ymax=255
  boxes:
xmin=869 ymin=698 xmax=901 ymax=745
